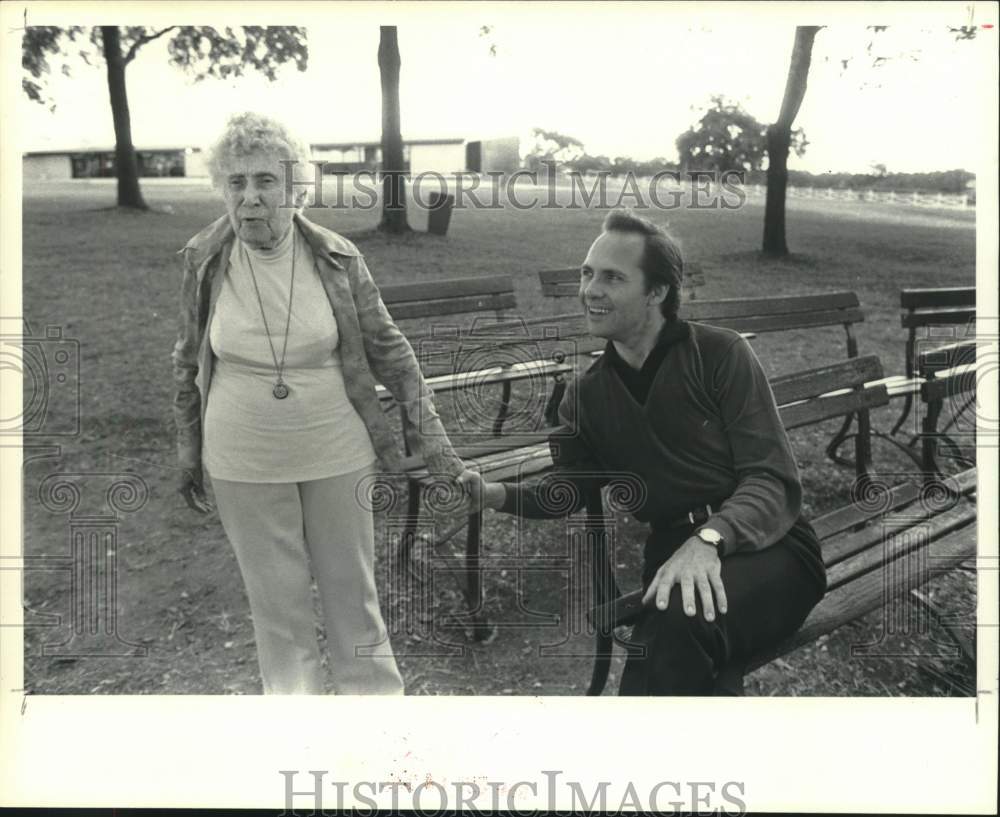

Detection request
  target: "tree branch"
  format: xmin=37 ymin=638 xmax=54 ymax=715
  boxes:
xmin=123 ymin=26 xmax=177 ymax=65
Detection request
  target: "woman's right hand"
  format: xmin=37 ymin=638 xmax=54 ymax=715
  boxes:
xmin=456 ymin=469 xmax=506 ymax=513
xmin=180 ymin=465 xmax=213 ymax=514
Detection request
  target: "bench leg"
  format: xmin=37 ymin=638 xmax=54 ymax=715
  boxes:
xmin=826 ymin=412 xmax=857 ymax=468
xmin=890 ymin=394 xmax=915 ymax=438
xmin=891 ymin=331 xmax=918 ymax=437
xmin=587 ymin=633 xmax=614 ymax=696
xmin=398 ymin=478 xmax=423 ymax=571
xmin=492 ymin=381 xmax=513 ymax=436
xmin=544 ymin=377 xmax=567 ymax=427
xmin=921 ymin=398 xmax=944 ymax=481
xmin=464 ymin=509 xmax=494 ymax=642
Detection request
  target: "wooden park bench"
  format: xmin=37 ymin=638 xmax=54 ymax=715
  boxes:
xmin=586 ymin=355 xmax=978 ymax=695
xmin=540 ymin=267 xmax=867 ymax=454
xmin=386 ymin=276 xmax=870 ymax=641
xmin=889 ymin=286 xmax=975 ymax=438
xmin=377 ymin=276 xmax=586 ymax=637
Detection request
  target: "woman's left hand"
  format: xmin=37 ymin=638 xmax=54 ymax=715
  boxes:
xmin=180 ymin=465 xmax=214 ymax=514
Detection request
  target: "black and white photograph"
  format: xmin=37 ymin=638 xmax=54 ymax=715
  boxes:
xmin=1 ymin=0 xmax=997 ymax=813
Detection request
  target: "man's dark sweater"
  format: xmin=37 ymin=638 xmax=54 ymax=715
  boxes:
xmin=500 ymin=319 xmax=803 ymax=557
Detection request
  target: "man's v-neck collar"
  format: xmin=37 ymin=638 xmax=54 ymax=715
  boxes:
xmin=602 ymin=319 xmax=690 ymax=407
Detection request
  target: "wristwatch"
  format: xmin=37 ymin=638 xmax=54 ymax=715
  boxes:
xmin=697 ymin=527 xmax=724 ymax=552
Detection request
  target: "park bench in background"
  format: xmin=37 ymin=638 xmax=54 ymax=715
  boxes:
xmin=916 ymin=339 xmax=978 ymax=476
xmin=587 ymin=354 xmax=978 ymax=695
xmin=540 ymin=267 xmax=866 ymax=456
xmin=889 ymin=286 xmax=975 ymax=438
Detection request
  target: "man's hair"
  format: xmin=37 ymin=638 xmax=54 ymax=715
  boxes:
xmin=601 ymin=209 xmax=684 ymax=321
xmin=206 ymin=111 xmax=313 ymax=194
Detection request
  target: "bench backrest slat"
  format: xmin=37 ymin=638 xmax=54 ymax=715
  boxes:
xmin=901 ymin=307 xmax=975 ymax=329
xmin=701 ymin=307 xmax=865 ymax=335
xmin=771 ymin=355 xmax=888 ymax=430
xmin=771 ymin=356 xmax=883 ymax=405
xmin=381 ymin=274 xmax=515 ymax=304
xmin=780 ymin=386 xmax=889 ymax=430
xmin=810 ymin=481 xmax=921 ymax=541
xmin=387 ymin=293 xmax=517 ymax=321
xmin=539 ymin=267 xmax=580 ymax=297
xmin=917 ymin=340 xmax=977 ymax=376
xmin=900 ymin=287 xmax=975 ymax=310
xmin=921 ymin=368 xmax=977 ymax=403
xmin=685 ymin=291 xmax=860 ymax=320
xmin=380 ymin=274 xmax=517 ymax=322
xmin=540 ymin=268 xmax=863 ymax=346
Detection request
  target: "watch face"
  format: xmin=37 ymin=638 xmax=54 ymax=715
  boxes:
xmin=699 ymin=529 xmax=722 ymax=545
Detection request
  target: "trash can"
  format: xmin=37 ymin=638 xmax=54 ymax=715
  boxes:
xmin=427 ymin=192 xmax=455 ymax=236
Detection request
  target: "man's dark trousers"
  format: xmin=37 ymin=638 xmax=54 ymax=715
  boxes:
xmin=618 ymin=516 xmax=827 ymax=696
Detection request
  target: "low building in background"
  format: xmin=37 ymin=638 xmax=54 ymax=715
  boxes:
xmin=465 ymin=136 xmax=521 ymax=175
xmin=23 ymin=147 xmax=203 ymax=181
xmin=23 ymin=135 xmax=522 ymax=181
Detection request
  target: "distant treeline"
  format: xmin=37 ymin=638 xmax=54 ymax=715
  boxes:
xmin=559 ymin=156 xmax=974 ymax=195
xmin=742 ymin=168 xmax=974 ymax=194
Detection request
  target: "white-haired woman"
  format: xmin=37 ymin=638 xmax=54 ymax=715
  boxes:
xmin=172 ymin=112 xmax=464 ymax=694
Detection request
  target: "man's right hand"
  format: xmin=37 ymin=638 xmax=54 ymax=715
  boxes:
xmin=455 ymin=469 xmax=506 ymax=513
xmin=180 ymin=465 xmax=213 ymax=514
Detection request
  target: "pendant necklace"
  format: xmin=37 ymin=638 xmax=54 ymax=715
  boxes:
xmin=244 ymin=233 xmax=296 ymax=399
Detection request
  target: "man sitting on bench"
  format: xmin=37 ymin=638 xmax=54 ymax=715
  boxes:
xmin=459 ymin=210 xmax=827 ymax=695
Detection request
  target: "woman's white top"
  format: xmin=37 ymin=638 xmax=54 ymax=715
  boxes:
xmin=203 ymin=226 xmax=377 ymax=483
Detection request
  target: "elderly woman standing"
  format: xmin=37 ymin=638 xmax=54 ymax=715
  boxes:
xmin=172 ymin=112 xmax=463 ymax=694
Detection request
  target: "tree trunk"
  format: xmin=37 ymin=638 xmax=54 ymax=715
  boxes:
xmin=101 ymin=26 xmax=147 ymax=210
xmin=377 ymin=26 xmax=409 ymax=233
xmin=762 ymin=25 xmax=820 ymax=257
xmin=763 ymin=125 xmax=792 ymax=256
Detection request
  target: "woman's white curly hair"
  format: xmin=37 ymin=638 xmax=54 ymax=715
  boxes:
xmin=206 ymin=111 xmax=313 ymax=191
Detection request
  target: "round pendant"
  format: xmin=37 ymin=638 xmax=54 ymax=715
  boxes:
xmin=273 ymin=382 xmax=289 ymax=400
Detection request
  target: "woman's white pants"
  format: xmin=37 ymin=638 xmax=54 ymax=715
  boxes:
xmin=210 ymin=463 xmax=404 ymax=694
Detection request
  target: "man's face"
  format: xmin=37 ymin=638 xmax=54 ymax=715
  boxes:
xmin=579 ymin=230 xmax=664 ymax=343
xmin=220 ymin=150 xmax=299 ymax=250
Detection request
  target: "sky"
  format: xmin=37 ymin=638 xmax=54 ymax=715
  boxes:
xmin=17 ymin=7 xmax=996 ymax=175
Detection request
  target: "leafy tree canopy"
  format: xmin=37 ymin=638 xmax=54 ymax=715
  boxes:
xmin=676 ymin=95 xmax=808 ymax=174
xmin=23 ymin=26 xmax=308 ymax=110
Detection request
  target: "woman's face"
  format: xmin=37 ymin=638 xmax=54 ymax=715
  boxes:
xmin=220 ymin=150 xmax=301 ymax=250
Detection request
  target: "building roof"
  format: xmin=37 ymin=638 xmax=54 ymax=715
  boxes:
xmin=23 ymin=146 xmax=201 ymax=156
xmin=24 ymin=137 xmax=465 ymax=158
xmin=311 ymin=138 xmax=465 ymax=150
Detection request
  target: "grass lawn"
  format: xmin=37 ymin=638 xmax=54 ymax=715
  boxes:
xmin=21 ymin=179 xmax=977 ymax=696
